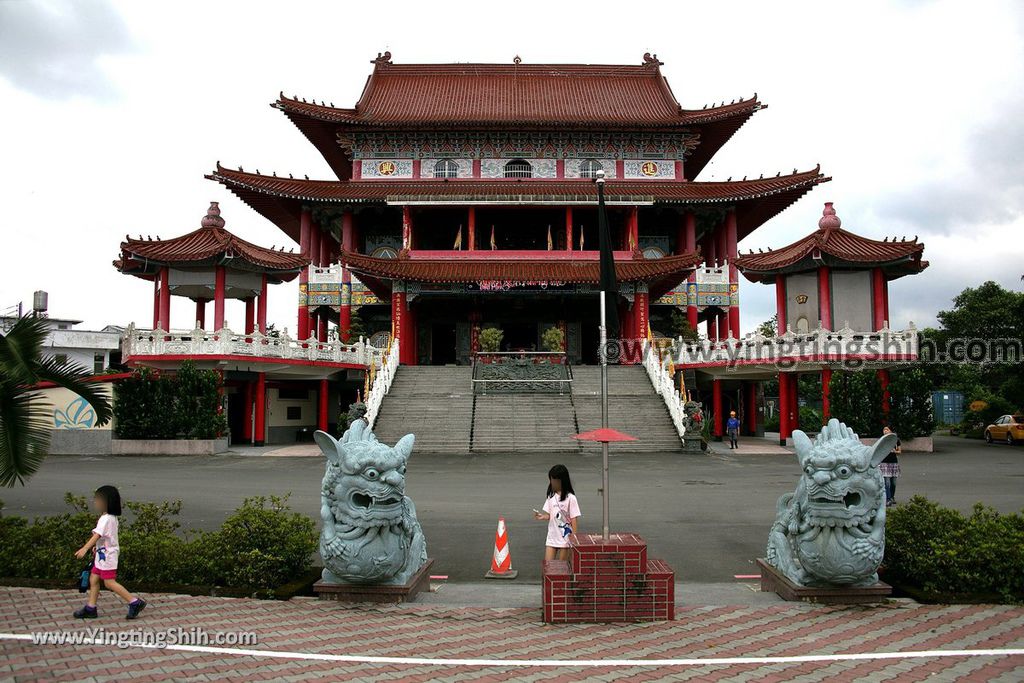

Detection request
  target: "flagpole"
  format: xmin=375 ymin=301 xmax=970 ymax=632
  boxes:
xmin=596 ymin=169 xmax=610 ymax=541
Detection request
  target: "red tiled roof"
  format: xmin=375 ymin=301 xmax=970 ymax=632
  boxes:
xmin=274 ymin=59 xmax=761 ymax=128
xmin=272 ymin=56 xmax=764 ymax=180
xmin=114 ymin=202 xmax=309 ymax=280
xmin=734 ymin=202 xmax=928 ymax=281
xmin=342 ymin=250 xmax=701 ymax=299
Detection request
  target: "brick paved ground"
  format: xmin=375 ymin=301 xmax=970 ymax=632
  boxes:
xmin=1 ymin=587 xmax=1022 ymax=682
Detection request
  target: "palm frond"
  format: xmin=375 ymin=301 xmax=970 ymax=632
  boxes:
xmin=0 ymin=315 xmax=49 ymax=385
xmin=0 ymin=383 xmax=51 ymax=487
xmin=33 ymin=356 xmax=113 ymax=427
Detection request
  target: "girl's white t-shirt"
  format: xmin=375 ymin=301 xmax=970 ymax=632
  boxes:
xmin=92 ymin=513 xmax=120 ymax=571
xmin=542 ymin=493 xmax=581 ymax=548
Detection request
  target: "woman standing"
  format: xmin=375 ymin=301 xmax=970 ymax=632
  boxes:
xmin=879 ymin=426 xmax=902 ymax=506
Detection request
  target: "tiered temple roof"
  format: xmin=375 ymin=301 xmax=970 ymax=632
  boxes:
xmin=114 ymin=202 xmax=309 ymax=281
xmin=208 ymin=164 xmax=829 ymax=243
xmin=341 ymin=250 xmax=703 ymax=299
xmin=273 ymin=53 xmax=764 ymax=180
xmin=734 ymin=202 xmax=928 ymax=282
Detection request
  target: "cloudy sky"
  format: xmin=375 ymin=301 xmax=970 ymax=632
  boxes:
xmin=1 ymin=0 xmax=1021 ymax=333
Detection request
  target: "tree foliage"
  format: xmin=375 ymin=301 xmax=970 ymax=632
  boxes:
xmin=887 ymin=368 xmax=937 ymax=439
xmin=0 ymin=316 xmax=113 ymax=487
xmin=113 ymin=361 xmax=226 ymax=440
xmin=828 ymin=371 xmax=884 ymax=437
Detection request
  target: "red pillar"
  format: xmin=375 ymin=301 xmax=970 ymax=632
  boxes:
xmin=213 ymin=265 xmax=226 ymax=330
xmin=635 ymin=290 xmax=649 ymax=341
xmin=340 ymin=210 xmax=353 ymax=341
xmin=686 ymin=297 xmax=699 ymax=335
xmin=821 ymin=367 xmax=832 ymax=420
xmin=725 ymin=209 xmax=739 ymax=338
xmin=244 ymin=298 xmax=255 ymax=335
xmin=627 ymin=206 xmax=639 ymax=251
xmin=318 ymin=379 xmax=329 ymax=432
xmin=778 ymin=372 xmax=791 ymax=446
xmin=682 ymin=211 xmax=697 ymax=253
xmin=402 ymin=301 xmax=417 ymax=365
xmin=318 ymin=314 xmax=328 ymax=342
xmin=564 ymin=207 xmax=573 ymax=251
xmin=872 ymin=267 xmax=886 ymax=331
xmin=468 ymin=207 xmax=477 ymax=251
xmin=319 ymin=226 xmax=331 ymax=267
xmin=878 ymin=369 xmax=891 ymax=421
xmin=818 ymin=266 xmax=833 ymax=330
xmin=152 ymin=276 xmax=160 ymax=329
xmin=242 ymin=381 xmax=254 ymax=441
xmin=402 ymin=206 xmax=413 ymax=250
xmin=298 ymin=209 xmax=312 ymax=341
xmin=254 ymin=372 xmax=266 ymax=447
xmin=309 ymin=221 xmax=321 ymax=267
xmin=745 ymin=381 xmax=758 ymax=435
xmin=718 ymin=310 xmax=729 ymax=340
xmin=158 ymin=266 xmax=171 ymax=330
xmin=883 ymin=279 xmax=890 ymax=328
xmin=707 ymin=316 xmax=718 ymax=342
xmin=257 ymin=275 xmax=268 ymax=334
xmin=195 ymin=299 xmax=206 ymax=329
xmin=703 ymin=232 xmax=717 ymax=267
xmin=775 ymin=276 xmax=787 ymax=335
xmin=712 ymin=378 xmax=723 ymax=440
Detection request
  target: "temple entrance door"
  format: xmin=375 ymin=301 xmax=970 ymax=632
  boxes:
xmin=226 ymin=387 xmax=245 ymax=445
xmin=430 ymin=322 xmax=457 ymax=365
xmin=504 ymin=321 xmax=537 ymax=352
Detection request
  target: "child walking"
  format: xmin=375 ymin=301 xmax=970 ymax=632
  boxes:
xmin=73 ymin=485 xmax=147 ymax=620
xmin=533 ymin=464 xmax=581 ymax=561
xmin=879 ymin=426 xmax=902 ymax=507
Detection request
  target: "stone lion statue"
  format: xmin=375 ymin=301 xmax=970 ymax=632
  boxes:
xmin=767 ymin=418 xmax=898 ymax=587
xmin=314 ymin=421 xmax=427 ymax=585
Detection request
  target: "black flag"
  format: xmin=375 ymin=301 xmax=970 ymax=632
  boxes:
xmin=596 ymin=175 xmax=619 ymax=339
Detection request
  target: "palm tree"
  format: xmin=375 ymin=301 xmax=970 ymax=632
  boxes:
xmin=0 ymin=315 xmax=112 ymax=486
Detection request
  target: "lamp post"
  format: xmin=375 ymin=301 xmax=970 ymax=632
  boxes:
xmin=596 ymin=168 xmax=611 ymax=540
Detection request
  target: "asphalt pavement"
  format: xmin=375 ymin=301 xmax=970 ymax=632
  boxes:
xmin=1 ymin=435 xmax=1020 ymax=583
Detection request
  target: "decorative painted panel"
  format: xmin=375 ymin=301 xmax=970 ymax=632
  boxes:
xmin=563 ymin=158 xmax=618 ymax=179
xmin=421 ymin=158 xmax=474 ymax=178
xmin=480 ymin=158 xmax=556 ymax=179
xmin=360 ymin=159 xmax=414 ymax=179
xmin=350 ymin=132 xmax=696 ymax=160
xmin=623 ymin=160 xmax=676 ymax=179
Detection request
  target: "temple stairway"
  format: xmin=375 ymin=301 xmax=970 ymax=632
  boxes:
xmin=371 ymin=365 xmax=682 ymax=454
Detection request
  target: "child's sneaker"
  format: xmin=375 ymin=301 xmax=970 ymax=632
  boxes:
xmin=73 ymin=605 xmax=98 ymax=619
xmin=126 ymin=599 xmax=146 ymax=620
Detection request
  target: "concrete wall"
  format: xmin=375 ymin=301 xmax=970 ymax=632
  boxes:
xmin=831 ymin=271 xmax=873 ymax=331
xmin=36 ymin=383 xmax=114 ymax=430
xmin=111 ymin=438 xmax=229 ymax=455
xmin=784 ymin=273 xmax=820 ymax=333
xmin=49 ymin=429 xmax=112 ymax=455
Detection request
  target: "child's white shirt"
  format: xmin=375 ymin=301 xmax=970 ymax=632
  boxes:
xmin=92 ymin=513 xmax=120 ymax=570
xmin=542 ymin=493 xmax=581 ymax=548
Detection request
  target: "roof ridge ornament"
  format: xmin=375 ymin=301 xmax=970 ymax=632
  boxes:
xmin=642 ymin=52 xmax=664 ymax=67
xmin=818 ymin=201 xmax=841 ymax=230
xmin=372 ymin=51 xmax=393 ymax=66
xmin=201 ymin=201 xmax=226 ymax=229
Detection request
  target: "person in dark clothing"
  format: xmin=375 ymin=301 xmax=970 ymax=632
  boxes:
xmin=726 ymin=411 xmax=740 ymax=449
xmin=879 ymin=426 xmax=902 ymax=506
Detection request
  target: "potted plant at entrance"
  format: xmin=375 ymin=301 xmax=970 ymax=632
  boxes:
xmin=478 ymin=327 xmax=503 ymax=363
xmin=541 ymin=327 xmax=565 ymax=364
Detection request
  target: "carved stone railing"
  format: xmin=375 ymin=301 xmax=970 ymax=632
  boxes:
xmin=641 ymin=339 xmax=687 ymax=442
xmin=472 ymin=352 xmax=572 ymax=394
xmin=121 ymin=323 xmax=378 ymax=367
xmin=694 ymin=261 xmax=729 ymax=285
xmin=670 ymin=322 xmax=918 ymax=368
xmin=365 ymin=339 xmax=400 ymax=429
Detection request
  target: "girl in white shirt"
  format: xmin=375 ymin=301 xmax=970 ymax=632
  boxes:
xmin=74 ymin=485 xmax=146 ymax=620
xmin=534 ymin=464 xmax=581 ymax=561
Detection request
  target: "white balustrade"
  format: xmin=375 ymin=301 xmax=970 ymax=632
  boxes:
xmin=365 ymin=340 xmax=400 ymax=430
xmin=641 ymin=339 xmax=687 ymax=443
xmin=309 ymin=264 xmax=344 ymax=284
xmin=694 ymin=261 xmax=729 ymax=285
xmin=670 ymin=322 xmax=918 ymax=367
xmin=121 ymin=323 xmax=378 ymax=367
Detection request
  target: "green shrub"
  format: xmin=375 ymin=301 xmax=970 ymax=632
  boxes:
xmin=887 ymin=368 xmax=937 ymax=439
xmin=798 ymin=406 xmax=823 ymax=431
xmin=828 ymin=371 xmax=884 ymax=437
xmin=541 ymin=327 xmax=564 ymax=352
xmin=884 ymin=496 xmax=1024 ymax=602
xmin=113 ymin=361 xmax=226 ymax=440
xmin=479 ymin=327 xmax=503 ymax=352
xmin=0 ymin=493 xmax=317 ymax=591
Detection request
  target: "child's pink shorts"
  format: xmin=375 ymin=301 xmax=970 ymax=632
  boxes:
xmin=91 ymin=566 xmax=117 ymax=580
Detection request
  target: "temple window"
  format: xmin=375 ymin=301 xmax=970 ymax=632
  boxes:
xmin=579 ymin=159 xmax=603 ymax=178
xmin=433 ymin=159 xmax=459 ymax=178
xmin=503 ymin=159 xmax=532 ymax=178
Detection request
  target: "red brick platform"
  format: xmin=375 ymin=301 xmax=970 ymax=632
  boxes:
xmin=542 ymin=533 xmax=674 ymax=623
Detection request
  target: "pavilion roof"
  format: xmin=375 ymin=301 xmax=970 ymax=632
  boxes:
xmin=340 ymin=249 xmax=701 ymax=300
xmin=207 ymin=164 xmax=828 ymax=242
xmin=273 ymin=53 xmax=764 ymax=179
xmin=114 ymin=202 xmax=309 ymax=281
xmin=734 ymin=202 xmax=928 ymax=282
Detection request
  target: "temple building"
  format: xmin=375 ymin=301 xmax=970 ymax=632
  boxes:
xmin=111 ymin=54 xmax=926 ymax=451
xmin=209 ymin=53 xmax=828 ymax=365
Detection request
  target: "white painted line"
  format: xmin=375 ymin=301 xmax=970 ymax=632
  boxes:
xmin=2 ymin=633 xmax=1023 ymax=668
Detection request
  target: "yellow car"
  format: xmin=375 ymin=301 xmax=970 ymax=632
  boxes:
xmin=984 ymin=414 xmax=1024 ymax=445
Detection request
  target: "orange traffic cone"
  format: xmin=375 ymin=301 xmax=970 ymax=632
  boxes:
xmin=485 ymin=517 xmax=518 ymax=579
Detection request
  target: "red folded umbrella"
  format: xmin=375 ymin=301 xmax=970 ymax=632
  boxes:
xmin=574 ymin=428 xmax=637 ymax=443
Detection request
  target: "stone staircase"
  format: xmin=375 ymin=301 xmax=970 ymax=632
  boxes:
xmin=372 ymin=364 xmax=682 ymax=454
xmin=372 ymin=366 xmax=473 ymax=453
xmin=570 ymin=365 xmax=683 ymax=454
